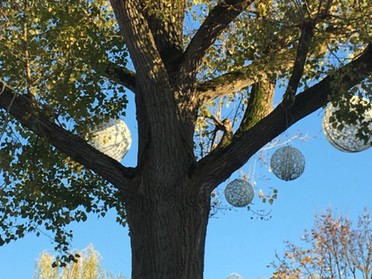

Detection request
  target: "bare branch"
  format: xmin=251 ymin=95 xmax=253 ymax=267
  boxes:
xmin=191 ymin=44 xmax=372 ymax=191
xmin=237 ymin=78 xmax=276 ymax=132
xmin=196 ymin=67 xmax=265 ymax=104
xmin=209 ymin=116 xmax=233 ymax=150
xmin=103 ymin=62 xmax=137 ymax=93
xmin=283 ymin=1 xmax=333 ymax=104
xmin=0 ymin=83 xmax=137 ymax=193
xmin=180 ymin=0 xmax=253 ymax=74
xmin=283 ymin=19 xmax=316 ymax=104
xmin=196 ymin=51 xmax=294 ymax=105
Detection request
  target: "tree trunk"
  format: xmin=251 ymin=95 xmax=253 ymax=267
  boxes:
xmin=125 ymin=182 xmax=211 ymax=279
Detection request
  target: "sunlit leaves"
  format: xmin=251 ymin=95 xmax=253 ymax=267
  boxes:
xmin=0 ymin=0 xmax=128 ymax=258
xmin=0 ymin=123 xmax=127 ymax=255
xmin=272 ymin=209 xmax=372 ymax=279
xmin=34 ymin=245 xmax=126 ymax=278
xmin=194 ymin=0 xmax=370 ymax=157
xmin=0 ymin=0 xmax=128 ymax=129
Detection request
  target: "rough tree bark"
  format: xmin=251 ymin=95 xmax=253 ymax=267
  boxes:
xmin=0 ymin=0 xmax=371 ymax=278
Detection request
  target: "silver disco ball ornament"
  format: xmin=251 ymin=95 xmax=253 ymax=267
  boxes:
xmin=270 ymin=146 xmax=305 ymax=181
xmin=224 ymin=179 xmax=254 ymax=207
xmin=322 ymin=96 xmax=372 ymax=152
xmin=88 ymin=118 xmax=131 ymax=161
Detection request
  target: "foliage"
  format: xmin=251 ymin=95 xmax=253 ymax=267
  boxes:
xmin=192 ymin=0 xmax=371 ymax=156
xmin=33 ymin=245 xmax=125 ymax=279
xmin=0 ymin=0 xmax=127 ymax=260
xmin=0 ymin=0 xmax=371 ymax=271
xmin=271 ymin=209 xmax=372 ymax=279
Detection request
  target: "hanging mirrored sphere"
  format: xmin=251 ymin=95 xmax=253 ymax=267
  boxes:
xmin=224 ymin=179 xmax=254 ymax=207
xmin=88 ymin=118 xmax=131 ymax=161
xmin=322 ymin=96 xmax=372 ymax=152
xmin=270 ymin=146 xmax=305 ymax=181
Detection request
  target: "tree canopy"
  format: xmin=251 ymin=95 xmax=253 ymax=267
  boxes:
xmin=0 ymin=0 xmax=371 ymax=278
xmin=34 ymin=245 xmax=125 ymax=279
xmin=272 ymin=209 xmax=372 ymax=279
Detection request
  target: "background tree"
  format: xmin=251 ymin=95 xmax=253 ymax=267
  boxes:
xmin=34 ymin=245 xmax=125 ymax=279
xmin=0 ymin=0 xmax=371 ymax=278
xmin=271 ymin=209 xmax=372 ymax=279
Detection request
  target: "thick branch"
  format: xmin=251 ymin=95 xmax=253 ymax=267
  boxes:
xmin=104 ymin=62 xmax=137 ymax=93
xmin=109 ymin=0 xmax=168 ymax=83
xmin=283 ymin=20 xmax=315 ymax=103
xmin=237 ymin=78 xmax=276 ymax=132
xmin=191 ymin=44 xmax=372 ymax=190
xmin=0 ymin=83 xmax=137 ymax=193
xmin=196 ymin=51 xmax=294 ymax=105
xmin=110 ymin=0 xmax=193 ymax=176
xmin=181 ymin=0 xmax=253 ymax=74
xmin=141 ymin=1 xmax=185 ymax=72
xmin=196 ymin=68 xmax=264 ymax=104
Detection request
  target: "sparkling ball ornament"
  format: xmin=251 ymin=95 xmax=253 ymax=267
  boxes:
xmin=88 ymin=118 xmax=131 ymax=161
xmin=322 ymin=96 xmax=372 ymax=152
xmin=270 ymin=146 xmax=305 ymax=181
xmin=224 ymin=179 xmax=254 ymax=207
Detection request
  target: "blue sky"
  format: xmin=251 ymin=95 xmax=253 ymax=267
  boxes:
xmin=0 ymin=90 xmax=371 ymax=279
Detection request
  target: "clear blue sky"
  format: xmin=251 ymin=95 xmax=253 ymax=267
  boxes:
xmin=0 ymin=90 xmax=371 ymax=279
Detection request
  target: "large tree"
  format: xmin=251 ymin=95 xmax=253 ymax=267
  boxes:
xmin=0 ymin=0 xmax=371 ymax=278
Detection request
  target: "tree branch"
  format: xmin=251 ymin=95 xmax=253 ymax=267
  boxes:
xmin=196 ymin=51 xmax=294 ymax=105
xmin=196 ymin=67 xmax=264 ymax=104
xmin=283 ymin=19 xmax=316 ymax=104
xmin=109 ymin=0 xmax=168 ymax=84
xmin=180 ymin=0 xmax=253 ymax=74
xmin=103 ymin=62 xmax=137 ymax=93
xmin=237 ymin=77 xmax=276 ymax=132
xmin=191 ymin=44 xmax=372 ymax=191
xmin=141 ymin=1 xmax=185 ymax=72
xmin=0 ymin=83 xmax=137 ymax=193
xmin=109 ymin=0 xmax=193 ymax=176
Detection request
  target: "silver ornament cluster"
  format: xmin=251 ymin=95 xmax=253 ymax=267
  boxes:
xmin=224 ymin=179 xmax=254 ymax=207
xmin=88 ymin=118 xmax=132 ymax=161
xmin=322 ymin=96 xmax=372 ymax=152
xmin=270 ymin=146 xmax=305 ymax=181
